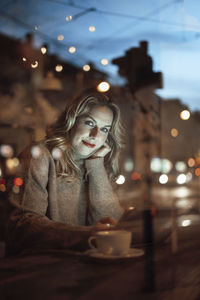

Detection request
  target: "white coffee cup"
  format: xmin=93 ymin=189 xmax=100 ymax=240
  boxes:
xmin=88 ymin=230 xmax=132 ymax=256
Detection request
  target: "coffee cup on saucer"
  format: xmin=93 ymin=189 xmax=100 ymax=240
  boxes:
xmin=88 ymin=230 xmax=132 ymax=256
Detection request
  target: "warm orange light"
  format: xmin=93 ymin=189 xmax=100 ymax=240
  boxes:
xmin=171 ymin=128 xmax=178 ymax=137
xmin=13 ymin=177 xmax=23 ymax=186
xmin=195 ymin=168 xmax=200 ymax=176
xmin=187 ymin=157 xmax=195 ymax=167
xmin=0 ymin=184 xmax=6 ymax=192
xmin=131 ymin=172 xmax=142 ymax=180
xmin=195 ymin=154 xmax=200 ymax=165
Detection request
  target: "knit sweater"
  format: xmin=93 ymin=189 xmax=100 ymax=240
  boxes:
xmin=7 ymin=143 xmax=123 ymax=251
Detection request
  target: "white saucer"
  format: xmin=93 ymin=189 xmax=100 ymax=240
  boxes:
xmin=87 ymin=248 xmax=144 ymax=260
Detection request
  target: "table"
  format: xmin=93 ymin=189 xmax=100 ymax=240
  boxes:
xmin=1 ymin=224 xmax=200 ymax=300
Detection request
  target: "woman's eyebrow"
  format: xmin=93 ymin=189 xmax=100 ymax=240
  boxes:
xmin=87 ymin=114 xmax=112 ymax=128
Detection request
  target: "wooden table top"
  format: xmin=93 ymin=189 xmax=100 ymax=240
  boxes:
xmin=1 ymin=224 xmax=200 ymax=300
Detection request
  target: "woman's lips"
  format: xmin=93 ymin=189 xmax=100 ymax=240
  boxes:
xmin=82 ymin=141 xmax=95 ymax=148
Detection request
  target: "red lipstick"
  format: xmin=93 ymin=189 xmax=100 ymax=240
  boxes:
xmin=82 ymin=141 xmax=95 ymax=148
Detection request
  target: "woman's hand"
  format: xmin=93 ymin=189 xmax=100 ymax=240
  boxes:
xmin=91 ymin=142 xmax=111 ymax=158
xmin=92 ymin=217 xmax=117 ymax=232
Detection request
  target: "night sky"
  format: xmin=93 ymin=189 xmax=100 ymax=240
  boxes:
xmin=0 ymin=0 xmax=200 ymax=111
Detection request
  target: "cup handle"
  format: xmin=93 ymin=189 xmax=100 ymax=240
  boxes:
xmin=88 ymin=236 xmax=97 ymax=249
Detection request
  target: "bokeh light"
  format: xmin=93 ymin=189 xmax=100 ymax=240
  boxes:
xmin=175 ymin=161 xmax=187 ymax=172
xmin=116 ymin=175 xmax=125 ymax=185
xmin=151 ymin=157 xmax=172 ymax=173
xmin=180 ymin=110 xmax=190 ymax=120
xmin=31 ymin=61 xmax=38 ymax=68
xmin=83 ymin=64 xmax=90 ymax=71
xmin=31 ymin=146 xmax=42 ymax=159
xmin=131 ymin=172 xmax=142 ymax=181
xmin=41 ymin=47 xmax=47 ymax=54
xmin=0 ymin=144 xmax=14 ymax=158
xmin=187 ymin=157 xmax=195 ymax=167
xmin=177 ymin=173 xmax=187 ymax=184
xmin=89 ymin=26 xmax=95 ymax=32
xmin=124 ymin=158 xmax=134 ymax=172
xmin=181 ymin=219 xmax=191 ymax=227
xmin=12 ymin=185 xmax=20 ymax=194
xmin=57 ymin=35 xmax=64 ymax=41
xmin=171 ymin=128 xmax=178 ymax=137
xmin=55 ymin=65 xmax=63 ymax=72
xmin=68 ymin=46 xmax=76 ymax=54
xmin=13 ymin=177 xmax=23 ymax=186
xmin=101 ymin=58 xmax=108 ymax=66
xmin=159 ymin=174 xmax=168 ymax=184
xmin=66 ymin=15 xmax=72 ymax=21
xmin=97 ymin=81 xmax=110 ymax=92
xmin=51 ymin=147 xmax=62 ymax=160
xmin=195 ymin=168 xmax=200 ymax=176
xmin=186 ymin=172 xmax=192 ymax=182
xmin=0 ymin=184 xmax=6 ymax=192
xmin=6 ymin=158 xmax=19 ymax=169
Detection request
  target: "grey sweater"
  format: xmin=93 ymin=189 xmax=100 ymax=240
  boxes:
xmin=7 ymin=144 xmax=123 ymax=251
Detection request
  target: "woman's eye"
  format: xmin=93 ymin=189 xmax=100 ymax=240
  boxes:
xmin=85 ymin=120 xmax=94 ymax=127
xmin=101 ymin=127 xmax=109 ymax=133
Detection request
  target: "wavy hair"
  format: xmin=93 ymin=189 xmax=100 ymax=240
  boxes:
xmin=44 ymin=92 xmax=123 ymax=180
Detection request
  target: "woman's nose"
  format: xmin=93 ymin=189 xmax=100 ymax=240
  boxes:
xmin=89 ymin=126 xmax=98 ymax=137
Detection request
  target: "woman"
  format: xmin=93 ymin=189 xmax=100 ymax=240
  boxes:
xmin=7 ymin=92 xmax=124 ymax=252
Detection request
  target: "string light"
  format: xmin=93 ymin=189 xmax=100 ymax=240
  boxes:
xmin=66 ymin=15 xmax=72 ymax=21
xmin=68 ymin=46 xmax=76 ymax=53
xmin=22 ymin=57 xmax=27 ymax=61
xmin=57 ymin=35 xmax=64 ymax=41
xmin=101 ymin=58 xmax=108 ymax=66
xmin=41 ymin=47 xmax=47 ymax=54
xmin=55 ymin=65 xmax=63 ymax=72
xmin=83 ymin=64 xmax=90 ymax=71
xmin=31 ymin=61 xmax=38 ymax=68
xmin=89 ymin=26 xmax=95 ymax=32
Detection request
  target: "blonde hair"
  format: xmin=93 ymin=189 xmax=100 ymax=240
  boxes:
xmin=45 ymin=92 xmax=123 ymax=180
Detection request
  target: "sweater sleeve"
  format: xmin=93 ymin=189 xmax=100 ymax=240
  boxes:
xmin=6 ymin=145 xmax=92 ymax=252
xmin=85 ymin=158 xmax=123 ymax=224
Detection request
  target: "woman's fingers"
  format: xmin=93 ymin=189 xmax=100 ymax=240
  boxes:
xmin=99 ymin=217 xmax=117 ymax=225
xmin=92 ymin=143 xmax=111 ymax=158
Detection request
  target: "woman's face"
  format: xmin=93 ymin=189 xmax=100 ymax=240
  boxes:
xmin=70 ymin=105 xmax=113 ymax=158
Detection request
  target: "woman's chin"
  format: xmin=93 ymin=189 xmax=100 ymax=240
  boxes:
xmin=73 ymin=150 xmax=94 ymax=160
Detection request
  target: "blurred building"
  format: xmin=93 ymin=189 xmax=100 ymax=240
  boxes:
xmin=0 ymin=34 xmax=200 ymax=186
xmin=0 ymin=32 xmax=108 ymax=153
xmin=161 ymin=98 xmax=200 ymax=162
